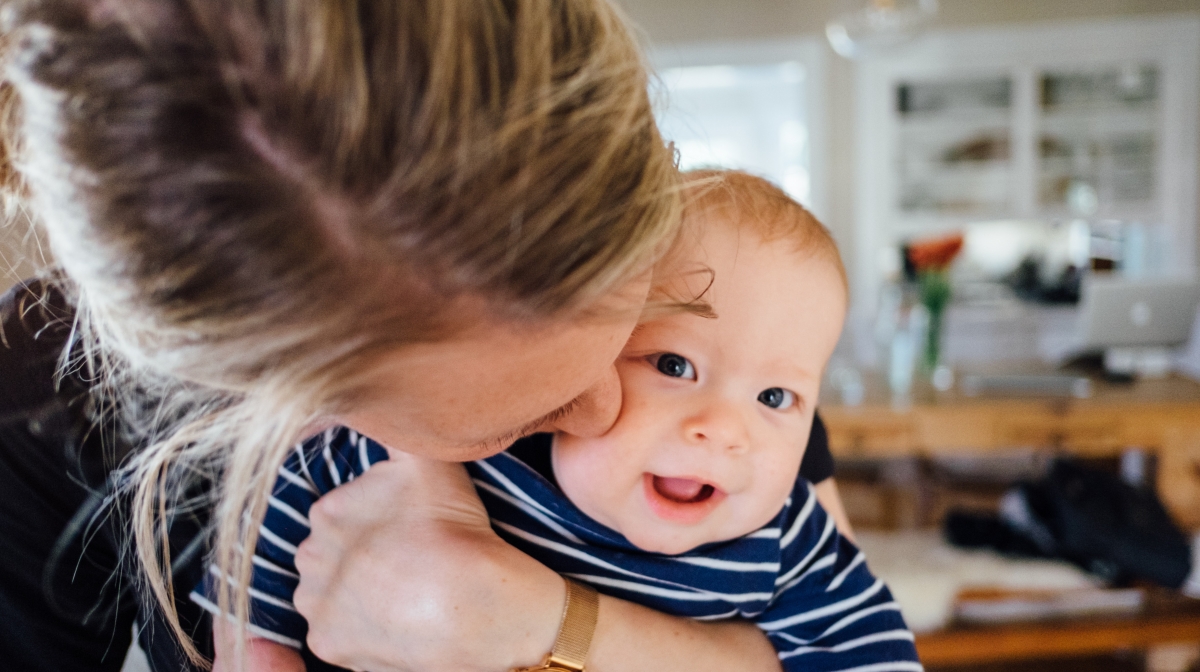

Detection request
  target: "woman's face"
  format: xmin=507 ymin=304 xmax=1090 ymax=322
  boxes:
xmin=338 ymin=276 xmax=651 ymax=462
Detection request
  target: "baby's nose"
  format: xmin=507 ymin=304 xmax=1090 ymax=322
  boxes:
xmin=683 ymin=401 xmax=751 ymax=453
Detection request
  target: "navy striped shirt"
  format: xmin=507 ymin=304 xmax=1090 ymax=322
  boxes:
xmin=193 ymin=426 xmax=921 ymax=671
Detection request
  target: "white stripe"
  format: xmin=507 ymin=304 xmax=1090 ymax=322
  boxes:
xmin=268 ymin=496 xmax=310 ymax=528
xmin=770 ymin=603 xmax=905 ymax=647
xmin=475 ymin=458 xmax=564 ymax=522
xmin=693 ymin=608 xmax=742 ymax=621
xmin=567 ymin=574 xmax=774 ymax=603
xmin=776 ymin=517 xmax=835 ymax=587
xmin=759 ymin=579 xmax=886 ymax=630
xmin=188 ymin=592 xmax=305 ymax=649
xmin=252 ymin=555 xmax=299 ymax=580
xmin=777 ymin=552 xmax=838 ymax=594
xmin=474 ymin=480 xmax=584 ymax=544
xmin=815 ymin=602 xmax=904 ymax=643
xmin=250 ymin=586 xmax=298 ymax=612
xmin=779 ymin=630 xmax=915 ymax=659
xmin=276 ymin=466 xmax=318 ymax=495
xmin=827 ymin=552 xmax=866 ymax=592
xmin=492 ymin=521 xmax=713 ymax=594
xmin=358 ymin=437 xmax=371 ymax=474
xmin=780 ymin=484 xmax=816 ymax=549
xmin=747 ymin=527 xmax=782 ymax=539
xmin=322 ymin=444 xmax=342 ymax=487
xmin=205 ymin=565 xmax=298 ymax=613
xmin=672 ymin=556 xmax=780 ymax=572
xmin=295 ymin=443 xmax=317 ymax=490
xmin=258 ymin=525 xmax=298 ymax=556
xmin=819 ymin=663 xmax=923 ymax=672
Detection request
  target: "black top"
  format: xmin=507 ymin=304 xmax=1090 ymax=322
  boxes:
xmin=800 ymin=413 xmax=834 ymax=483
xmin=0 ymin=281 xmax=213 ymax=671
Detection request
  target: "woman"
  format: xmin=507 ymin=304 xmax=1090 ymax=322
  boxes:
xmin=0 ymin=1 xmax=849 ymax=670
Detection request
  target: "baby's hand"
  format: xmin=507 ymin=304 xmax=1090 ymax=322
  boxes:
xmin=212 ymin=623 xmax=306 ymax=672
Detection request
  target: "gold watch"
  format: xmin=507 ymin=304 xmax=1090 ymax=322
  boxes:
xmin=512 ymin=579 xmax=599 ymax=672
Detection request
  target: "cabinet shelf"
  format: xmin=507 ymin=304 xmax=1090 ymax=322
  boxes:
xmin=854 ymin=16 xmax=1199 ymax=315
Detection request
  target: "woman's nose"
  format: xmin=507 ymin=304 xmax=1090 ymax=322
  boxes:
xmin=682 ymin=399 xmax=750 ymax=453
xmin=547 ymin=363 xmax=622 ymax=438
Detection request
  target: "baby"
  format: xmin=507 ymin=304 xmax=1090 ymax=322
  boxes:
xmin=195 ymin=170 xmax=920 ymax=671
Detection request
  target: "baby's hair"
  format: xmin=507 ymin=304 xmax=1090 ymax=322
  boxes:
xmin=681 ymin=169 xmax=847 ymax=289
xmin=641 ymin=169 xmax=847 ymax=321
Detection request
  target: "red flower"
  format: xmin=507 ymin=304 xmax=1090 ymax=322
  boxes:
xmin=907 ymin=233 xmax=964 ymax=272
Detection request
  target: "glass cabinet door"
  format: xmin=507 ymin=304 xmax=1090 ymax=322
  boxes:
xmin=1037 ymin=65 xmax=1158 ymax=217
xmin=894 ymin=76 xmax=1013 ymax=216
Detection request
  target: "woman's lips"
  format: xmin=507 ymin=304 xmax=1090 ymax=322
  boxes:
xmin=643 ymin=473 xmax=726 ymax=524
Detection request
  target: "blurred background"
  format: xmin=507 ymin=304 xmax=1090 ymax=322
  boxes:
xmin=620 ymin=1 xmax=1200 ymax=671
xmin=4 ymin=1 xmax=1200 ymax=671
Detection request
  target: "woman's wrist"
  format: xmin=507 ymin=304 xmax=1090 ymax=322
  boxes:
xmin=586 ymin=593 xmax=782 ymax=672
xmin=479 ymin=535 xmax=569 ymax=670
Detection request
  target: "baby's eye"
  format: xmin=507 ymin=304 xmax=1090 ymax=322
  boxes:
xmin=653 ymin=353 xmax=696 ymax=380
xmin=758 ymin=387 xmax=795 ymax=410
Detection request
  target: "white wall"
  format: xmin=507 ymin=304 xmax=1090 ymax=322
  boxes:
xmin=4 ymin=1 xmax=1198 ymax=295
xmin=618 ymin=0 xmax=1200 ymax=300
xmin=621 ymin=0 xmax=1200 ymax=44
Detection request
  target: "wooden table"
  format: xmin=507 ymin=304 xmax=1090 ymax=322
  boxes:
xmin=820 ymin=371 xmax=1200 ymax=528
xmin=820 ymin=369 xmax=1200 ymax=667
xmin=915 ymin=592 xmax=1200 ymax=668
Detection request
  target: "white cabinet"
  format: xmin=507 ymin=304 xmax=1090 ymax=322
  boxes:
xmin=853 ymin=16 xmax=1200 ymax=313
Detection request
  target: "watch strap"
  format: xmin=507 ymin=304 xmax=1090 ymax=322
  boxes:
xmin=546 ymin=578 xmax=599 ymax=671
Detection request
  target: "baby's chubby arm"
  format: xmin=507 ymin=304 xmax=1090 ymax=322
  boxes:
xmin=212 ymin=624 xmax=306 ymax=672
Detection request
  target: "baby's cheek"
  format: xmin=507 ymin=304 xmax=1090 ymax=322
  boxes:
xmin=552 ymin=436 xmax=630 ymax=528
xmin=747 ymin=454 xmax=805 ymax=527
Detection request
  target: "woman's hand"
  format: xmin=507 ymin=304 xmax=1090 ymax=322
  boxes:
xmin=293 ymin=452 xmax=783 ymax=672
xmin=292 ymin=453 xmax=565 ymax=672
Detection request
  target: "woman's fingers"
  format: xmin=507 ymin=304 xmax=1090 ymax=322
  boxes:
xmin=293 ymin=458 xmax=562 ymax=672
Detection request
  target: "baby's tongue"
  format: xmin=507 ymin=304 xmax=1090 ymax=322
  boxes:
xmin=654 ymin=476 xmax=704 ymax=502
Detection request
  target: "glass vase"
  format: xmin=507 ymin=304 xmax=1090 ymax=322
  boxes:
xmin=918 ymin=270 xmax=951 ymax=372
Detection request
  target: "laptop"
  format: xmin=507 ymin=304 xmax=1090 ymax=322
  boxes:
xmin=1077 ymin=276 xmax=1200 ymax=349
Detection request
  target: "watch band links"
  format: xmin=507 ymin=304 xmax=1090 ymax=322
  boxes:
xmin=545 ymin=579 xmax=599 ymax=670
xmin=512 ymin=578 xmax=599 ymax=672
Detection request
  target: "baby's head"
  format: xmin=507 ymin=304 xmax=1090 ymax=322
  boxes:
xmin=552 ymin=170 xmax=847 ymax=555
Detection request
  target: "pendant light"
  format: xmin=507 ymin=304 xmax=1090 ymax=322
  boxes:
xmin=826 ymin=0 xmax=938 ymax=60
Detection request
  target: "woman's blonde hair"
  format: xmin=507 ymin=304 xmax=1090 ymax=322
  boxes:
xmin=0 ymin=0 xmax=679 ymax=665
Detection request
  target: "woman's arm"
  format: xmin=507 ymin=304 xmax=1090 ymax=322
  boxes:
xmin=814 ymin=478 xmax=856 ymax=543
xmin=292 ymin=454 xmax=782 ymax=672
xmin=804 ymin=412 xmax=856 ymax=542
xmin=589 ymin=593 xmax=779 ymax=671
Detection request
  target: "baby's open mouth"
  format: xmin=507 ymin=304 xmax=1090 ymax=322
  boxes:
xmin=652 ymin=476 xmax=716 ymax=504
xmin=643 ymin=473 xmax=726 ymax=524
